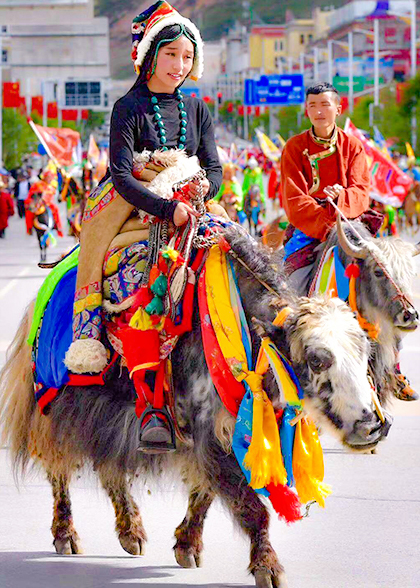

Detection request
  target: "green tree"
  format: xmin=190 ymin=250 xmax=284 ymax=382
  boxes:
xmin=1 ymin=108 xmax=38 ymax=169
xmin=277 ymin=105 xmax=310 ymax=139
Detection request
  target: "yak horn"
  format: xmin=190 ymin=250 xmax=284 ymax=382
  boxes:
xmin=412 ymin=242 xmax=420 ymax=257
xmin=336 ymin=213 xmax=367 ymax=260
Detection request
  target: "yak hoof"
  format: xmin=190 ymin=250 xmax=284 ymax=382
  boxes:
xmin=119 ymin=534 xmax=145 ymax=556
xmin=54 ymin=535 xmax=83 ymax=555
xmin=254 ymin=568 xmax=288 ymax=588
xmin=174 ymin=547 xmax=197 ymax=569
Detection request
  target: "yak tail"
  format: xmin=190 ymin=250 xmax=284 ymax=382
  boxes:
xmin=0 ymin=301 xmax=36 ymax=479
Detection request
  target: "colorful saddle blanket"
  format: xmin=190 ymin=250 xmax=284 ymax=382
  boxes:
xmin=30 ymin=240 xmax=149 ymax=412
xmin=30 ymin=214 xmax=231 ymax=413
xmin=308 ymin=245 xmax=349 ymax=300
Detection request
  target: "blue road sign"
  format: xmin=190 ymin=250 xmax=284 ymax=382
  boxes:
xmin=244 ymin=74 xmax=304 ymax=106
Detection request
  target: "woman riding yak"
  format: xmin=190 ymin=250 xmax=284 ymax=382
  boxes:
xmin=64 ymin=1 xmax=223 ymax=452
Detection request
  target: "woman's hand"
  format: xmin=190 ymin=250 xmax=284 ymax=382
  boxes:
xmin=173 ymin=202 xmax=200 ymax=227
xmin=188 ymin=177 xmax=210 ymax=199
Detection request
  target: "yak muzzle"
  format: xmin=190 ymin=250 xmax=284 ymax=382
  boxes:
xmin=394 ymin=306 xmax=419 ymax=332
xmin=344 ymin=411 xmax=393 ymax=450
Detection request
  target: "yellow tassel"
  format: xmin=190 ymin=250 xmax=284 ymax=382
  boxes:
xmin=261 ymin=339 xmax=301 ymax=406
xmin=292 ymin=418 xmax=332 ymax=507
xmin=243 ymin=380 xmax=287 ymax=489
xmin=129 ymin=307 xmax=164 ymax=331
xmin=162 ymin=246 xmax=179 ymax=262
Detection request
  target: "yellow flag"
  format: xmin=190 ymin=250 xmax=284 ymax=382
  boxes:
xmin=276 ymin=133 xmax=286 ymax=148
xmin=406 ymin=142 xmax=415 ymax=164
xmin=255 ymin=129 xmax=281 ymax=162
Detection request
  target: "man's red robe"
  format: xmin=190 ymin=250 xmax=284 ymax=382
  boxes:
xmin=281 ymin=127 xmax=370 ymax=241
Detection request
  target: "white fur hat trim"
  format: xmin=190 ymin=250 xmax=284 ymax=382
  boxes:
xmin=134 ymin=15 xmax=204 ymax=81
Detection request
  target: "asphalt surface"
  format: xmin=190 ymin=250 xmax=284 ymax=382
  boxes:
xmin=0 ymin=206 xmax=419 ymax=588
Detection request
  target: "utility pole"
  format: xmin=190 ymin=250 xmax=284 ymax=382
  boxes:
xmin=0 ymin=34 xmax=3 ymax=166
xmin=244 ymin=106 xmax=248 ymax=141
xmin=327 ymin=40 xmax=333 ymax=85
xmin=299 ymin=52 xmax=304 ymax=83
xmin=42 ymin=81 xmax=47 ymax=127
xmin=348 ymin=31 xmax=354 ymax=114
xmin=410 ymin=0 xmax=417 ymax=150
xmin=313 ymin=47 xmax=319 ymax=82
xmin=374 ymin=18 xmax=379 ymax=108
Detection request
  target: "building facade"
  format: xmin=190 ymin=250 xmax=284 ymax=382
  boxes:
xmin=325 ymin=0 xmax=419 ymax=81
xmin=0 ymin=0 xmax=110 ymax=97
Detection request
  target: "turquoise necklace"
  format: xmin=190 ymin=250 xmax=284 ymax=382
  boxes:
xmin=151 ymin=88 xmax=187 ymax=151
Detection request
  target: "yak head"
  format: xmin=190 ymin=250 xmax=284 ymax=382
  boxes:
xmin=335 ymin=215 xmax=419 ymax=342
xmin=255 ymin=296 xmax=392 ymax=451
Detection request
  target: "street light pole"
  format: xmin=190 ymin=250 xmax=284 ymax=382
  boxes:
xmin=374 ymin=18 xmax=379 ymax=107
xmin=0 ymin=34 xmax=3 ymax=166
xmin=411 ymin=0 xmax=416 ymax=79
xmin=348 ymin=31 xmax=354 ymax=113
xmin=410 ymin=0 xmax=417 ymax=150
xmin=313 ymin=46 xmax=319 ymax=81
xmin=327 ymin=39 xmax=333 ymax=85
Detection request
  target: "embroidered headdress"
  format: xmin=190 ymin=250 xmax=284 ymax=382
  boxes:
xmin=131 ymin=1 xmax=204 ymax=81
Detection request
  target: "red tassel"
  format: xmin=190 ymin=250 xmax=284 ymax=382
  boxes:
xmin=344 ymin=262 xmax=360 ymax=279
xmin=218 ymin=236 xmax=231 ymax=252
xmin=149 ymin=264 xmax=160 ymax=285
xmin=158 ymin=254 xmax=168 ymax=274
xmin=132 ymin=285 xmax=153 ymax=310
xmin=266 ymin=483 xmax=302 ymax=524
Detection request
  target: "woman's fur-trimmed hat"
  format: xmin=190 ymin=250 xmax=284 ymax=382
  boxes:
xmin=131 ymin=1 xmax=204 ymax=81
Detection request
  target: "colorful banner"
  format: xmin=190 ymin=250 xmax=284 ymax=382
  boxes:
xmin=255 ymin=129 xmax=281 ymax=162
xmin=30 ymin=122 xmax=81 ymax=167
xmin=345 ymin=118 xmax=413 ymax=207
xmin=87 ymin=134 xmax=100 ymax=165
xmin=93 ymin=149 xmax=109 ymax=183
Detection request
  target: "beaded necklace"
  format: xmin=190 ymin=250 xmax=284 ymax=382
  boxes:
xmin=151 ymin=88 xmax=187 ymax=151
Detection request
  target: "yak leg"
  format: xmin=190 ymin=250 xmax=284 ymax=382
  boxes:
xmin=207 ymin=451 xmax=287 ymax=588
xmin=99 ymin=469 xmax=147 ymax=556
xmin=48 ymin=472 xmax=83 ymax=555
xmin=174 ymin=487 xmax=215 ymax=569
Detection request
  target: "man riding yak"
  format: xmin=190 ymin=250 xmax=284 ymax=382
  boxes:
xmin=64 ymin=0 xmax=223 ymax=452
xmin=281 ymin=81 xmax=417 ymax=401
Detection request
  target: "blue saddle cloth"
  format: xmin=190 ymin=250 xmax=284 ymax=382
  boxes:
xmin=35 ymin=266 xmax=76 ymax=406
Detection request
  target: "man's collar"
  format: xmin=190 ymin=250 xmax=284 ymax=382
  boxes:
xmin=309 ymin=125 xmax=338 ymax=148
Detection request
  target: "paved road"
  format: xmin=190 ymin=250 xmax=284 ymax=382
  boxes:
xmin=0 ymin=209 xmax=419 ymax=588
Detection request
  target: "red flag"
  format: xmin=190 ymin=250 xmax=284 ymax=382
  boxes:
xmin=2 ymin=82 xmax=20 ymax=108
xmin=345 ymin=118 xmax=413 ymax=206
xmin=62 ymin=109 xmax=77 ymax=121
xmin=47 ymin=102 xmax=58 ymax=119
xmin=30 ymin=122 xmax=81 ymax=166
xmin=31 ymin=96 xmax=43 ymax=118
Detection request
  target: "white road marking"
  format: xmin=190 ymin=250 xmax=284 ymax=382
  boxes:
xmin=0 ymin=266 xmax=31 ymax=301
